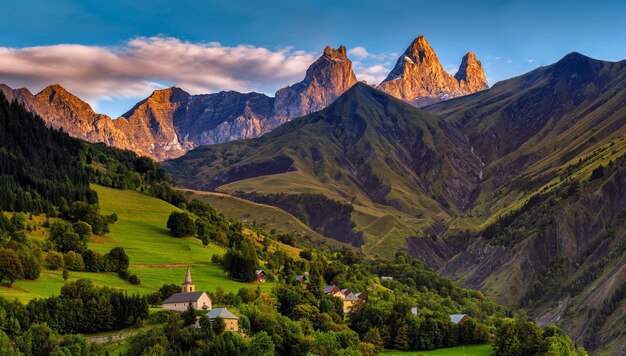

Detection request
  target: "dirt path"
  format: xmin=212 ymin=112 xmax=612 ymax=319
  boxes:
xmin=86 ymin=329 xmax=139 ymax=345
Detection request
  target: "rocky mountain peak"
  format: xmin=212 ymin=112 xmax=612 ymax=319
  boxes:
xmin=377 ymin=35 xmax=464 ymax=106
xmin=378 ymin=35 xmax=488 ymax=107
xmin=405 ymin=35 xmax=438 ymax=62
xmin=143 ymin=87 xmax=190 ymax=106
xmin=323 ymin=45 xmax=347 ymax=57
xmin=455 ymin=51 xmax=488 ymax=93
xmin=273 ymin=44 xmax=358 ymax=118
xmin=38 ymin=84 xmax=96 ymax=114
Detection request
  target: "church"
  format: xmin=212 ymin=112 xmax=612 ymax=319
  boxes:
xmin=162 ymin=266 xmax=212 ymax=312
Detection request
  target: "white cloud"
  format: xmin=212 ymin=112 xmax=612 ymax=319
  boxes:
xmin=0 ymin=36 xmax=317 ymax=114
xmin=527 ymin=58 xmax=535 ymax=63
xmin=346 ymin=47 xmax=398 ymax=85
xmin=348 ymin=46 xmax=370 ymax=59
xmin=353 ymin=62 xmax=390 ymax=84
xmin=445 ymin=64 xmax=459 ymax=75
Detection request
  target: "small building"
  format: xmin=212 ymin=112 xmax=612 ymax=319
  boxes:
xmin=450 ymin=314 xmax=469 ymax=324
xmin=162 ymin=266 xmax=212 ymax=312
xmin=207 ymin=308 xmax=240 ymax=332
xmin=295 ymin=274 xmax=308 ymax=283
xmin=342 ymin=292 xmax=363 ymax=313
xmin=323 ymin=285 xmax=344 ymax=299
xmin=380 ymin=276 xmax=393 ymax=281
xmin=255 ymin=270 xmax=267 ymax=283
xmin=411 ymin=307 xmax=418 ymax=316
xmin=340 ymin=288 xmax=352 ymax=297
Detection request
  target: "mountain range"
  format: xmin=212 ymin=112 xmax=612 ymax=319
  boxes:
xmin=3 ymin=33 xmax=626 ymax=353
xmin=0 ymin=35 xmax=486 ymax=161
xmin=163 ymin=52 xmax=626 ymax=354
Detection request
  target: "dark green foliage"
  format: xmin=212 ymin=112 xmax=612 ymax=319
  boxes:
xmin=590 ymin=165 xmax=604 ymax=180
xmin=17 ymin=250 xmax=40 ymax=280
xmin=0 ymin=92 xmax=96 ymax=215
xmin=128 ymin=274 xmax=141 ymax=285
xmin=106 ymin=247 xmax=130 ymax=272
xmin=147 ymin=284 xmax=182 ymax=306
xmin=21 ymin=279 xmax=148 ymax=334
xmin=493 ymin=316 xmax=585 ymax=356
xmin=182 ymin=303 xmax=197 ymax=326
xmin=222 ymin=242 xmax=259 ymax=282
xmin=277 ymin=233 xmax=297 ymax=247
xmin=45 ymin=251 xmax=64 ymax=270
xmin=63 ymin=251 xmax=85 ymax=271
xmin=0 ymin=280 xmax=147 ymax=337
xmin=81 ymin=249 xmax=104 ymax=272
xmin=62 ymin=201 xmax=113 ymax=235
xmin=521 ymin=257 xmax=569 ymax=307
xmin=166 ymin=211 xmax=197 ymax=237
xmin=48 ymin=221 xmax=88 ymax=253
xmin=211 ymin=317 xmax=226 ymax=334
xmin=0 ymin=248 xmax=24 ymax=285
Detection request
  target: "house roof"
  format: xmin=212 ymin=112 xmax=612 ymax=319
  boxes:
xmin=340 ymin=288 xmax=352 ymax=295
xmin=206 ymin=308 xmax=239 ymax=320
xmin=450 ymin=314 xmax=467 ymax=324
xmin=344 ymin=293 xmax=360 ymax=301
xmin=255 ymin=270 xmax=266 ymax=275
xmin=323 ymin=285 xmax=339 ymax=294
xmin=296 ymin=275 xmax=308 ymax=281
xmin=162 ymin=291 xmax=207 ymax=304
xmin=411 ymin=307 xmax=418 ymax=316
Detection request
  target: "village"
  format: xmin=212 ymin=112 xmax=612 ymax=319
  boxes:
xmin=161 ymin=267 xmax=469 ymax=334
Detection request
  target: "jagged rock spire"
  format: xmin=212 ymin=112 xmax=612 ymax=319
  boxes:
xmin=455 ymin=51 xmax=488 ymax=92
xmin=273 ymin=44 xmax=358 ymax=118
xmin=377 ymin=35 xmax=488 ymax=107
xmin=377 ymin=35 xmax=463 ymax=107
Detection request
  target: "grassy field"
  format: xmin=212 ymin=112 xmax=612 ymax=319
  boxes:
xmin=178 ymin=188 xmax=341 ymax=248
xmin=0 ymin=185 xmax=274 ymax=303
xmin=384 ymin=344 xmax=494 ymax=356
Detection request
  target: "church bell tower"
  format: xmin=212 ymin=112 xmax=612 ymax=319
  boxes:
xmin=182 ymin=265 xmax=195 ymax=292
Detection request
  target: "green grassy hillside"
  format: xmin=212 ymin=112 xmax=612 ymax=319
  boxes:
xmin=384 ymin=344 xmax=494 ymax=356
xmin=1 ymin=185 xmax=273 ymax=303
xmin=177 ymin=188 xmax=347 ymax=249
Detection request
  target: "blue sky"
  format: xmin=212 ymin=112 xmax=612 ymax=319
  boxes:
xmin=1 ymin=0 xmax=625 ymax=117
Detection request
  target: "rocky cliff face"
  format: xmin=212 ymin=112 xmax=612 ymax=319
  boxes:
xmin=114 ymin=87 xmax=190 ymax=160
xmin=0 ymin=84 xmax=134 ymax=150
xmin=273 ymin=45 xmax=358 ymax=118
xmin=174 ymin=91 xmax=275 ymax=147
xmin=377 ymin=36 xmax=487 ymax=106
xmin=455 ymin=51 xmax=489 ymax=93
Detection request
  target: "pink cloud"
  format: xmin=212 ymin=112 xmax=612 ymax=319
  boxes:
xmin=0 ymin=37 xmax=317 ymax=113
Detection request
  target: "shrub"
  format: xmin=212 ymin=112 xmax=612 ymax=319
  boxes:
xmin=45 ymin=251 xmax=64 ymax=270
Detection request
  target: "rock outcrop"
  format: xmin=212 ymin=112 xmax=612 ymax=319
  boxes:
xmin=377 ymin=35 xmax=487 ymax=107
xmin=273 ymin=45 xmax=358 ymax=118
xmin=455 ymin=51 xmax=489 ymax=93
xmin=0 ymin=84 xmax=133 ymax=149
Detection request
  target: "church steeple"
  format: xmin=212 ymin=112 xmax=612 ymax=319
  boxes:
xmin=182 ymin=265 xmax=195 ymax=292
